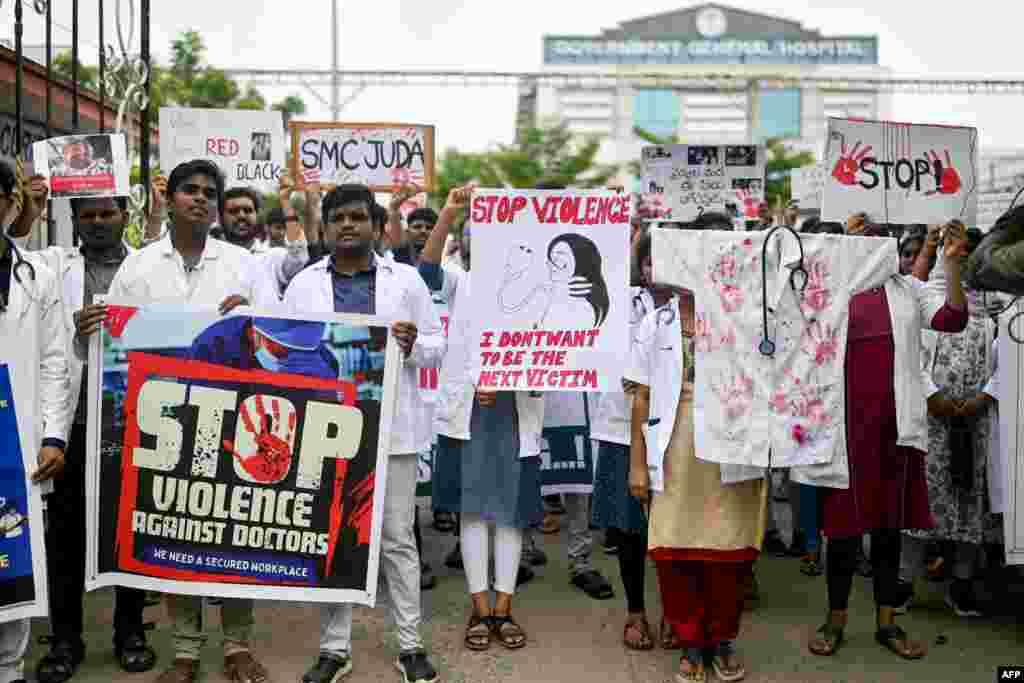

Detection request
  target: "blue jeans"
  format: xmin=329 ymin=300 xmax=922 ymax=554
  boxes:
xmin=797 ymin=484 xmax=820 ymax=552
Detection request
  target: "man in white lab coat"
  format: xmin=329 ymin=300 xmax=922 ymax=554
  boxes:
xmin=282 ymin=184 xmax=444 ymax=683
xmin=0 ymin=160 xmax=71 ymax=683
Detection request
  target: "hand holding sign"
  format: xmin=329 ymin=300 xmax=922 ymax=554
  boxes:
xmin=942 ymin=221 xmax=969 ymax=260
xmin=924 ymin=150 xmax=962 ymax=195
xmin=445 ymin=185 xmax=474 ymax=212
xmin=832 ymin=141 xmax=873 ymax=186
xmin=389 ymin=183 xmax=421 ymax=212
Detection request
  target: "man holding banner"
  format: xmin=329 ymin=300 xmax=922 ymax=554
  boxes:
xmin=283 ymin=184 xmax=443 ymax=683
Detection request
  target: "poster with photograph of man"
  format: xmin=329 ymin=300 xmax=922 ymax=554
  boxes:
xmin=687 ymin=146 xmax=720 ymax=166
xmin=250 ymin=132 xmax=272 ymax=161
xmin=32 ymin=133 xmax=130 ymax=199
xmin=725 ymin=145 xmax=758 ymax=167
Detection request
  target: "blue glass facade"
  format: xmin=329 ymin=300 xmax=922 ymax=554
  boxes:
xmin=633 ymin=89 xmax=680 ymax=140
xmin=756 ymin=88 xmax=801 ymax=141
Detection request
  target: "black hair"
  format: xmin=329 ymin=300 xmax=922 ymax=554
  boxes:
xmin=372 ymin=203 xmax=387 ymax=229
xmin=407 ymin=207 xmax=438 ymax=226
xmin=693 ymin=211 xmax=733 ymax=231
xmin=547 ymin=232 xmax=610 ymax=327
xmin=224 ymin=186 xmax=262 ymax=213
xmin=800 ymin=216 xmax=821 ymax=234
xmin=167 ymin=159 xmax=226 ymax=219
xmin=322 ymin=183 xmax=376 ymax=226
xmin=819 ymin=221 xmax=845 ymax=235
xmin=0 ymin=160 xmax=14 ymax=196
xmin=70 ymin=195 xmax=129 ymax=215
xmin=265 ymin=207 xmax=287 ymax=227
xmin=535 ymin=181 xmax=567 ymax=190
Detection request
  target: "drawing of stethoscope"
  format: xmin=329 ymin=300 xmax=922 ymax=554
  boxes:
xmin=759 ymin=226 xmax=809 ymax=357
xmin=0 ymin=235 xmax=39 ymax=313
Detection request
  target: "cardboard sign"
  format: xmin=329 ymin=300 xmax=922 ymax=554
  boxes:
xmin=468 ymin=189 xmax=630 ymax=393
xmin=0 ymin=365 xmax=49 ymax=624
xmin=821 ymin=118 xmax=979 ymax=225
xmin=31 ymin=134 xmax=130 ymax=199
xmin=86 ymin=303 xmax=400 ymax=606
xmin=290 ymin=122 xmax=435 ymax=192
xmin=792 ymin=163 xmax=827 ymax=210
xmin=159 ymin=108 xmax=287 ymax=193
xmin=640 ymin=144 xmax=765 ymax=221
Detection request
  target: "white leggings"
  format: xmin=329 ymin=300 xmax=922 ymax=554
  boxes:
xmin=460 ymin=513 xmax=523 ymax=595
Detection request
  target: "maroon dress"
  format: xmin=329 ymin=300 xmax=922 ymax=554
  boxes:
xmin=821 ymin=287 xmax=967 ymax=539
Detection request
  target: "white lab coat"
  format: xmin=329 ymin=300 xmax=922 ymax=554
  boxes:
xmin=282 ymin=255 xmax=445 ymax=455
xmin=434 ymin=272 xmax=544 ymax=458
xmin=0 ymin=248 xmax=71 ymax=463
xmin=983 ymin=337 xmax=1005 ymax=515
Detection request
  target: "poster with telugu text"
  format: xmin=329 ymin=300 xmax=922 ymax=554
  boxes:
xmin=640 ymin=144 xmax=765 ymax=222
xmin=159 ymin=108 xmax=286 ymax=193
xmin=0 ymin=365 xmax=49 ymax=624
xmin=821 ymin=118 xmax=978 ymax=226
xmin=468 ymin=189 xmax=630 ymax=393
xmin=791 ymin=163 xmax=827 ymax=210
xmin=84 ymin=302 xmax=399 ymax=606
xmin=31 ymin=133 xmax=130 ymax=199
xmin=290 ymin=122 xmax=435 ymax=192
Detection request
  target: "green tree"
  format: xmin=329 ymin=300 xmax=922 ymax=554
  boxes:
xmin=273 ymin=95 xmax=307 ymax=125
xmin=430 ymin=149 xmax=492 ymax=207
xmin=764 ymin=138 xmax=815 ymax=208
xmin=52 ymin=51 xmax=99 ymax=91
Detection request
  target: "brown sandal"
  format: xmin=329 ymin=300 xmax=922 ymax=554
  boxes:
xmin=490 ymin=615 xmax=527 ymax=649
xmin=660 ymin=618 xmax=682 ymax=650
xmin=223 ymin=652 xmax=269 ymax=683
xmin=465 ymin=615 xmax=491 ymax=651
xmin=876 ymin=625 xmax=926 ymax=660
xmin=623 ymin=617 xmax=654 ymax=651
xmin=808 ymin=623 xmax=845 ymax=657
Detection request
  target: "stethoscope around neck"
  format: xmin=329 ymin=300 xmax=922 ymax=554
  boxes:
xmin=0 ymin=234 xmax=39 ymax=313
xmin=759 ymin=225 xmax=809 ymax=357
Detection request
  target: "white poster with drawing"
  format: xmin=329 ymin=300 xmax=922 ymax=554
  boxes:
xmin=821 ymin=118 xmax=979 ymax=226
xmin=792 ymin=163 xmax=827 ymax=209
xmin=467 ymin=189 xmax=630 ymax=393
xmin=159 ymin=108 xmax=286 ymax=193
xmin=640 ymin=144 xmax=765 ymax=222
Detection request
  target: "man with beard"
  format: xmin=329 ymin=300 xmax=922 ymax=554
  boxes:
xmin=222 ymin=187 xmax=268 ymax=253
xmin=283 ymin=184 xmax=443 ymax=683
xmin=99 ymin=160 xmax=272 ymax=683
xmin=52 ymin=138 xmax=113 ymax=177
xmin=9 ymin=180 xmax=157 ymax=683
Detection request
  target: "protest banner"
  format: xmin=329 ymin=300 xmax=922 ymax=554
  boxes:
xmin=0 ymin=365 xmax=48 ymax=624
xmin=540 ymin=393 xmax=594 ymax=496
xmin=976 ymin=191 xmax=1018 ymax=231
xmin=821 ymin=118 xmax=979 ymax=225
xmin=791 ymin=163 xmax=827 ymax=210
xmin=415 ymin=291 xmax=452 ymax=497
xmin=1002 ymin=304 xmax=1024 ymax=565
xmin=290 ymin=122 xmax=435 ymax=192
xmin=640 ymin=144 xmax=765 ymax=221
xmin=468 ymin=189 xmax=630 ymax=392
xmin=159 ymin=108 xmax=286 ymax=193
xmin=85 ymin=302 xmax=400 ymax=606
xmin=31 ymin=133 xmax=130 ymax=199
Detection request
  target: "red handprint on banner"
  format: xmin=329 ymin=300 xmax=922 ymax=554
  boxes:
xmin=832 ymin=141 xmax=873 ymax=186
xmin=224 ymin=395 xmax=297 ymax=484
xmin=736 ymin=188 xmax=760 ymax=218
xmin=923 ymin=150 xmax=962 ymax=195
xmin=104 ymin=306 xmax=139 ymax=338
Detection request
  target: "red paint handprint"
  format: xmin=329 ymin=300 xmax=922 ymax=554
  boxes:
xmin=924 ymin=150 xmax=961 ymax=195
xmin=735 ymin=188 xmax=759 ymax=218
xmin=831 ymin=141 xmax=873 ymax=186
xmin=224 ymin=395 xmax=297 ymax=484
xmin=104 ymin=306 xmax=139 ymax=338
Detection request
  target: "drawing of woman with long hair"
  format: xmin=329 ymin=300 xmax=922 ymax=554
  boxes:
xmin=498 ymin=232 xmax=610 ymax=330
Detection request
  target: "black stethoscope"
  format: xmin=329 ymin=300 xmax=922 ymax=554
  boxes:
xmin=759 ymin=226 xmax=808 ymax=357
xmin=0 ymin=235 xmax=38 ymax=312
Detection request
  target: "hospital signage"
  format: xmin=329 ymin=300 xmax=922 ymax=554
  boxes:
xmin=543 ymin=36 xmax=878 ymax=66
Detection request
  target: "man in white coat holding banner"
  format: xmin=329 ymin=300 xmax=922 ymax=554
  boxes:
xmin=282 ymin=184 xmax=444 ymax=683
xmin=0 ymin=160 xmax=71 ymax=683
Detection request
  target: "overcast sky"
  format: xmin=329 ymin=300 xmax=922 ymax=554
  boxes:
xmin=11 ymin=0 xmax=1024 ymax=153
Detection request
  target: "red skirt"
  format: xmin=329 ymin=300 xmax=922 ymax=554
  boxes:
xmin=655 ymin=558 xmax=753 ymax=649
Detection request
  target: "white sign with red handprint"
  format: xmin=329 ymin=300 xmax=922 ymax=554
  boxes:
xmin=290 ymin=122 xmax=435 ymax=192
xmin=640 ymin=144 xmax=765 ymax=222
xmin=821 ymin=118 xmax=978 ymax=225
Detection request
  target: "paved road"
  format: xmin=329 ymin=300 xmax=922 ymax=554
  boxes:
xmin=31 ymin=507 xmax=1024 ymax=682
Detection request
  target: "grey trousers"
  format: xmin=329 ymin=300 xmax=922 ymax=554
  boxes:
xmin=0 ymin=618 xmax=29 ymax=683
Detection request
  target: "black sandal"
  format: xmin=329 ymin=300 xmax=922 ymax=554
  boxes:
xmin=36 ymin=639 xmax=85 ymax=683
xmin=808 ymin=623 xmax=845 ymax=656
xmin=875 ymin=624 xmax=926 ymax=660
xmin=489 ymin=615 xmax=527 ymax=649
xmin=115 ymin=632 xmax=157 ymax=673
xmin=464 ymin=615 xmax=491 ymax=651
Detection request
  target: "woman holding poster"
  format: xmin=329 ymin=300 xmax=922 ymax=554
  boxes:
xmin=627 ymin=289 xmax=765 ymax=683
xmin=435 ymin=273 xmax=544 ymax=652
